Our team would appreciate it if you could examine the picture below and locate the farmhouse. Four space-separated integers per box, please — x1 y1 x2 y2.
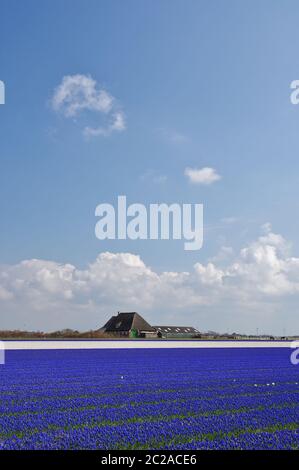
101 312 158 338
101 312 200 338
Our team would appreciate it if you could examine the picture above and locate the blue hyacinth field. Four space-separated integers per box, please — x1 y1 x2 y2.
0 348 298 450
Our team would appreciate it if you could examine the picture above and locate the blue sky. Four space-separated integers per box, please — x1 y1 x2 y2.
1 1 299 333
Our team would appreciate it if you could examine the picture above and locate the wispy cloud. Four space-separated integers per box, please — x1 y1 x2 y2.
51 74 126 138
157 128 189 145
84 111 126 138
140 169 168 184
185 167 221 185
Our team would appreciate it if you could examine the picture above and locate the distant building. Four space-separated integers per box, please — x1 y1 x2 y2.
153 326 200 338
101 312 158 338
101 312 200 339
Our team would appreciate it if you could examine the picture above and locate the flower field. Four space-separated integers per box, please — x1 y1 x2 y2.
0 347 298 450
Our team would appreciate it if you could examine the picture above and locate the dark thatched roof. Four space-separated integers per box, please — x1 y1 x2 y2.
102 312 156 332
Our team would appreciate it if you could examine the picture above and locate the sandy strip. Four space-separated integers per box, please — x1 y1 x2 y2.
1 340 296 350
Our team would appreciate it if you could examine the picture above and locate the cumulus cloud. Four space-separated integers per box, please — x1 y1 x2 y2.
185 167 221 185
51 74 126 137
227 231 293 296
1 227 299 332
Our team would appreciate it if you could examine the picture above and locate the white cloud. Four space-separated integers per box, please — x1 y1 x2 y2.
51 75 113 117
51 74 126 137
185 167 221 185
1 227 299 333
111 112 126 132
227 231 293 296
83 111 126 138
261 222 272 234
194 262 224 285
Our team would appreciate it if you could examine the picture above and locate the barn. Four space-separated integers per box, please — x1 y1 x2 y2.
101 312 158 338
153 326 200 338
